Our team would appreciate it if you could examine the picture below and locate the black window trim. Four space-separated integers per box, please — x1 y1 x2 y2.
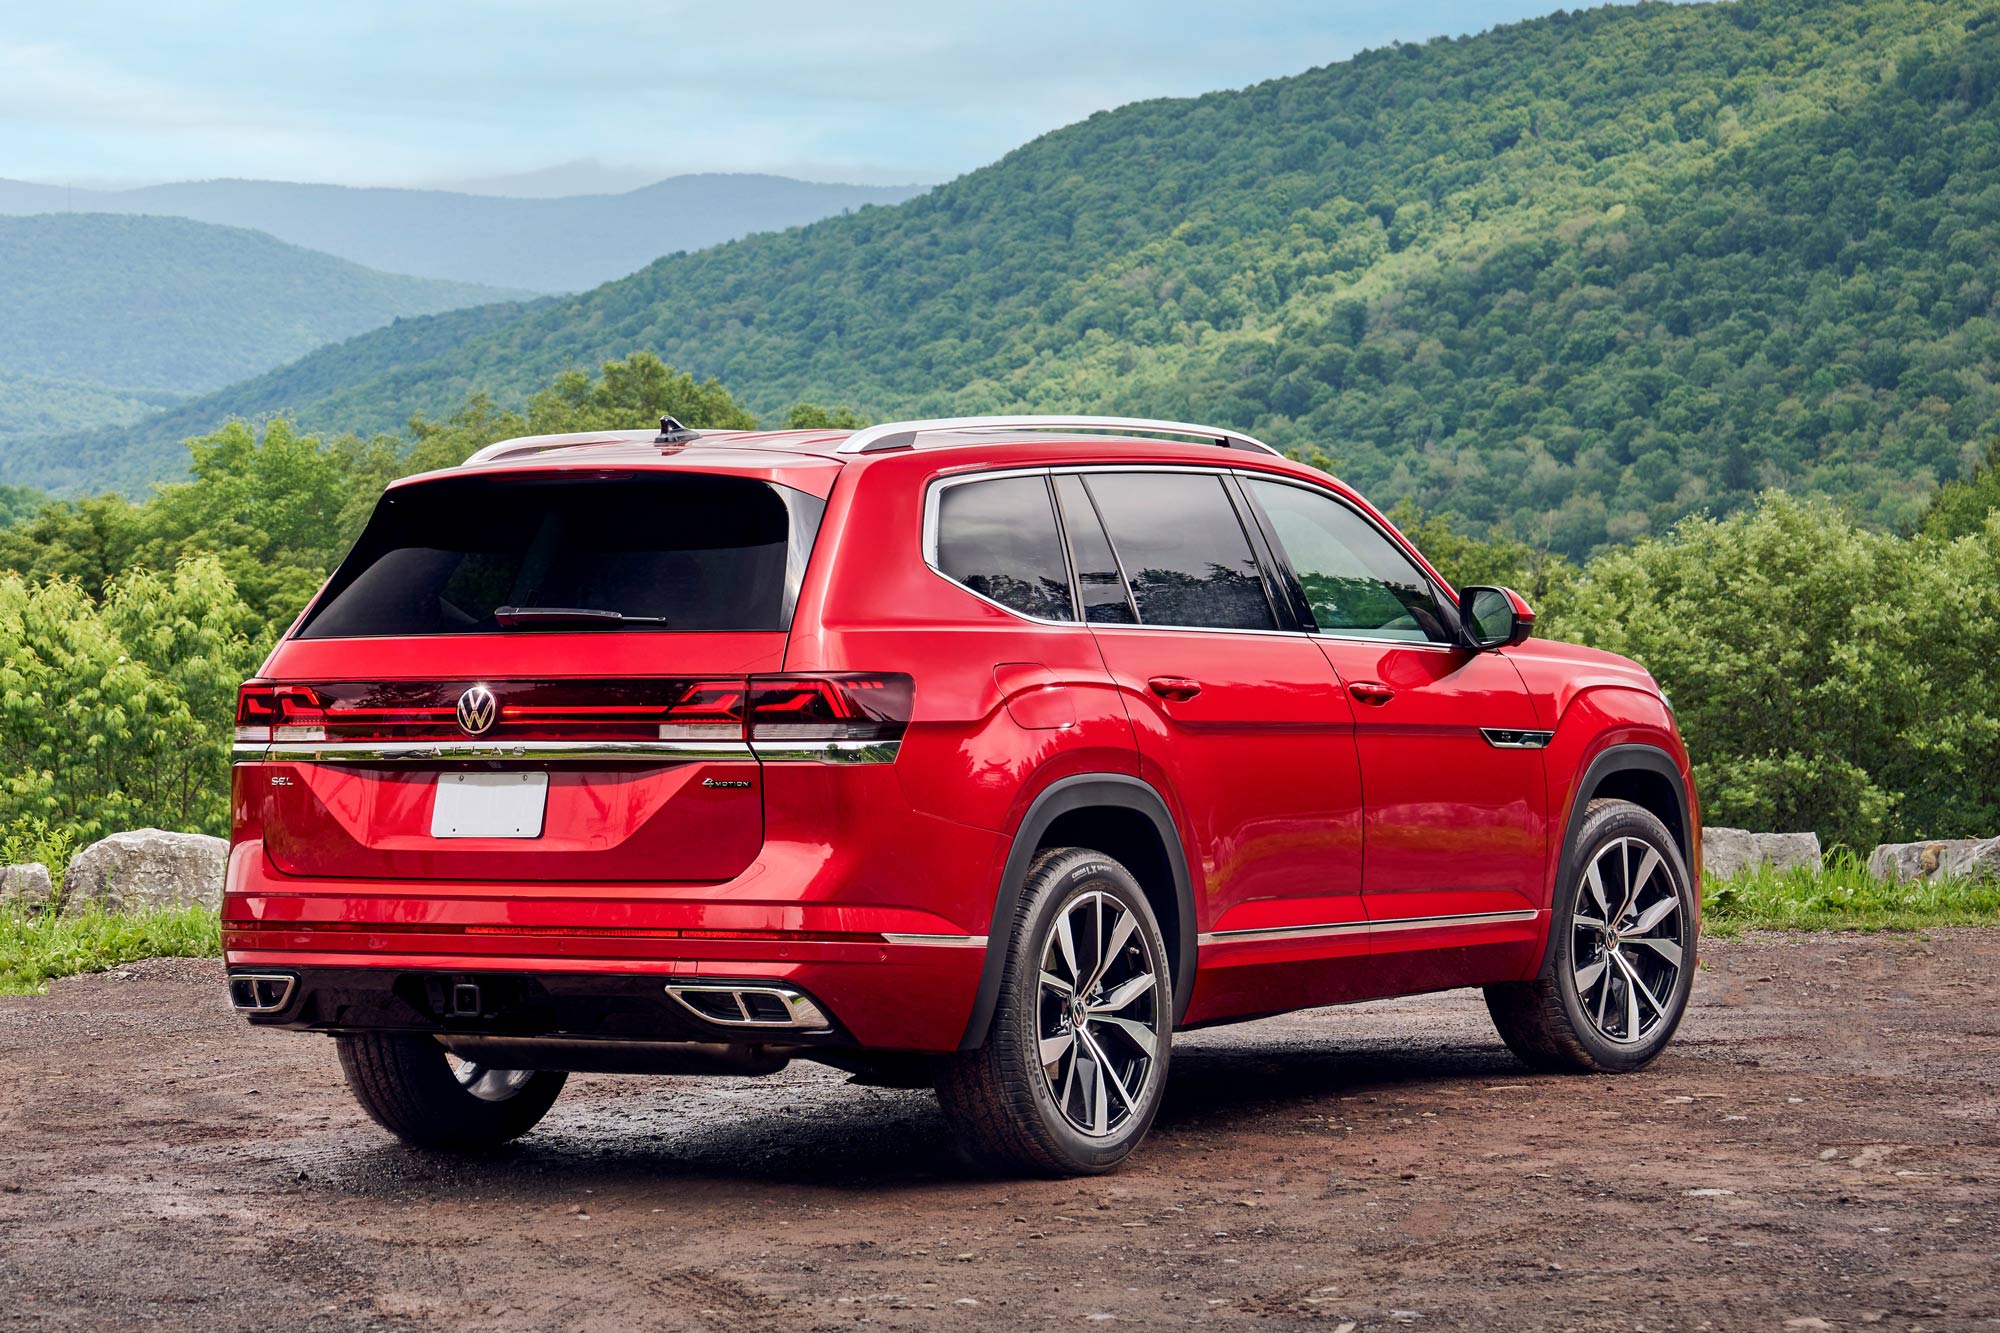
1050 472 1141 627
921 463 1460 645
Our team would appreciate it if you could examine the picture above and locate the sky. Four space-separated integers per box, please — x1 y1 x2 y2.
2 1 1643 192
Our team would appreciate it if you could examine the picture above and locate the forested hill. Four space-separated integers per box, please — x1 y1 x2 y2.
33 0 2000 550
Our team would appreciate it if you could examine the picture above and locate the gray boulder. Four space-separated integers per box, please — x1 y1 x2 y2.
1702 826 1822 879
60 829 227 916
1868 837 2000 884
0 862 55 911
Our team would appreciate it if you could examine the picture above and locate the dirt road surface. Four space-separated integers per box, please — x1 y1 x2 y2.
1 931 1995 1331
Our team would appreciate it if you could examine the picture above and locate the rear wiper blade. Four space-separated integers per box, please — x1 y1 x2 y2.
492 606 671 628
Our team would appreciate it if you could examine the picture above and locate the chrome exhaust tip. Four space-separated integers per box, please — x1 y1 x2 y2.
666 983 832 1032
227 973 296 1013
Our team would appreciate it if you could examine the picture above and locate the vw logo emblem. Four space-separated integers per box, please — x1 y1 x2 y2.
455 685 498 736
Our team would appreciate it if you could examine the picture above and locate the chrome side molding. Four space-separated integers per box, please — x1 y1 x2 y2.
1198 907 1539 947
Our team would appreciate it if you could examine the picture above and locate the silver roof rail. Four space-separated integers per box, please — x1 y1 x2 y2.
835 414 1282 457
460 428 687 467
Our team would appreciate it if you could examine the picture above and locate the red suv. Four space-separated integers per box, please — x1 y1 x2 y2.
226 415 1699 1174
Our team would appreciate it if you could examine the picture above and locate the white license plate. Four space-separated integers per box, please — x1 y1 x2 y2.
430 771 548 839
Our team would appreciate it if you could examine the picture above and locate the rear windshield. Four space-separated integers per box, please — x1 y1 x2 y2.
297 473 825 638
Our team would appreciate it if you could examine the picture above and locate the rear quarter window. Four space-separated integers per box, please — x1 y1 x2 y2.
298 473 824 638
932 475 1075 621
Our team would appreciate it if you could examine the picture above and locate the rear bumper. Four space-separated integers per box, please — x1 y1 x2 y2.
227 965 850 1044
222 839 995 1052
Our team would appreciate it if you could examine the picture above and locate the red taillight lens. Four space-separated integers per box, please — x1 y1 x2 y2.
746 674 913 742
235 683 328 743
655 680 748 740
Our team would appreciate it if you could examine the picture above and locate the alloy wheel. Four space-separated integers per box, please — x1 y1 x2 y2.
1036 890 1162 1137
446 1054 537 1103
1571 836 1685 1045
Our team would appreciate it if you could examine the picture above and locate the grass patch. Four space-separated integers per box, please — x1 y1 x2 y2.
1703 850 2000 936
0 903 220 996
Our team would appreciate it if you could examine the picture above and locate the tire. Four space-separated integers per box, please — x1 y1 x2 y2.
936 847 1173 1176
336 1032 567 1150
1486 798 1698 1073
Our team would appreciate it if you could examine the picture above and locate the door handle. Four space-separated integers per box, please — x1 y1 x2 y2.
1148 676 1203 702
1347 680 1395 706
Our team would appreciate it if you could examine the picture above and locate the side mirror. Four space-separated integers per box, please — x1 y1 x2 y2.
1460 585 1535 650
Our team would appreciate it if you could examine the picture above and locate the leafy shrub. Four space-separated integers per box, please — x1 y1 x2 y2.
0 817 82 887
1545 495 2000 849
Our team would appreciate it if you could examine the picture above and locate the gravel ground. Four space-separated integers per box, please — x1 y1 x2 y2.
0 931 1995 1331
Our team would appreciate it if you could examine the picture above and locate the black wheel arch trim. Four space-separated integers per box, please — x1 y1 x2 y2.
1557 743 1694 904
959 773 1198 1051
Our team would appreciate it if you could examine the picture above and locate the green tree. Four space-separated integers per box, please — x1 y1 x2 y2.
0 557 261 839
1557 495 1999 848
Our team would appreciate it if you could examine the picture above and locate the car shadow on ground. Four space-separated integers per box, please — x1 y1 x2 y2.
272 1034 1537 1197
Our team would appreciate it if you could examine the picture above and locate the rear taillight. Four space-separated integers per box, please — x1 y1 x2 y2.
656 681 749 741
747 674 912 742
235 684 329 743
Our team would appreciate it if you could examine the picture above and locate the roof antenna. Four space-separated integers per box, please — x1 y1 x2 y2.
655 414 696 444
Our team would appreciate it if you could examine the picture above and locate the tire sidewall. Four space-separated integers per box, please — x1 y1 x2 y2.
1549 804 1699 1071
1005 851 1173 1172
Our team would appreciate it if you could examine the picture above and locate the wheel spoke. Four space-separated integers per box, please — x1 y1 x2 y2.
1079 1028 1135 1112
1625 934 1683 967
1615 951 1669 1019
1616 842 1640 923
1094 908 1138 990
1090 1051 1109 1135
1630 847 1662 906
1629 895 1680 934
1055 912 1080 981
1092 1014 1158 1059
1585 862 1610 916
1040 1030 1075 1066
1621 955 1643 1037
1573 913 1607 932
1040 970 1073 996
1091 972 1156 1014
1574 957 1608 993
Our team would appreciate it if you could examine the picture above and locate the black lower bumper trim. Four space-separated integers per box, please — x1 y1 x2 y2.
228 966 852 1046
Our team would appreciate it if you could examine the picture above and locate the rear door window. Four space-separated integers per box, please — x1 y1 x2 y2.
298 473 824 638
1082 472 1277 631
933 475 1076 621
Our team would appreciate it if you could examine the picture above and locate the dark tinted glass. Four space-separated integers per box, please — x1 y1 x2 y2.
1242 477 1451 643
299 474 822 637
1053 474 1137 625
1083 473 1275 630
936 476 1075 620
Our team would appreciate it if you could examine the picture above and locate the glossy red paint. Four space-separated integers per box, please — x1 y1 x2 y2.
226 425 1695 1058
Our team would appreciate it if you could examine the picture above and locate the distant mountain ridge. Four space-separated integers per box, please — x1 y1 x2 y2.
0 173 930 292
0 213 527 396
